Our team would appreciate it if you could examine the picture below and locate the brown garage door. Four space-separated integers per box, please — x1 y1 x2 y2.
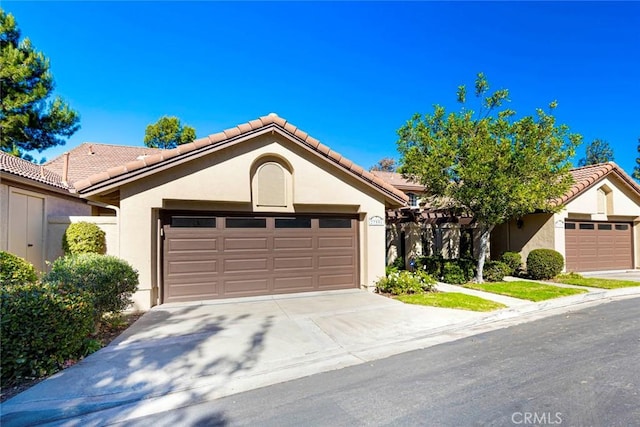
162 214 359 303
565 221 633 272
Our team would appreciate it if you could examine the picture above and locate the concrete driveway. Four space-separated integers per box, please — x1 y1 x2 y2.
582 270 640 281
1 289 484 425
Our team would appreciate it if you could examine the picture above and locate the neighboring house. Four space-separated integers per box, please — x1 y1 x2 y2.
67 114 407 309
0 152 91 271
381 163 640 273
492 163 640 272
372 171 479 266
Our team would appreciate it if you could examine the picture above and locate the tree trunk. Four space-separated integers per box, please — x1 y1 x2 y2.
475 224 494 283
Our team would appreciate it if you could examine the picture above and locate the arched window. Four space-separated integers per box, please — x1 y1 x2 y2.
251 157 293 211
597 185 613 215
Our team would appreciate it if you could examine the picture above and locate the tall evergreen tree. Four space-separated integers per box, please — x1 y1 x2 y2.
578 139 614 166
634 138 640 181
0 9 79 157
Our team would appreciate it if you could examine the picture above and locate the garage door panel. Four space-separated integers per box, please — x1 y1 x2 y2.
167 238 218 252
163 215 358 303
224 258 269 273
318 236 354 249
167 259 217 274
565 221 633 272
274 256 314 270
318 273 356 288
273 237 313 250
224 237 269 251
223 278 270 296
318 255 353 267
165 280 220 299
274 276 314 291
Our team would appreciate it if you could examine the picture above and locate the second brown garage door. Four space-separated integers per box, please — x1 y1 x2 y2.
162 214 359 303
565 221 633 272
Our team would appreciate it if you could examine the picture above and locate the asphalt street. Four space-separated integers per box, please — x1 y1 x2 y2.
116 297 640 427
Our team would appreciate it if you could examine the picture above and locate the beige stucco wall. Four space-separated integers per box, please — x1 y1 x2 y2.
564 176 640 218
490 213 555 263
109 133 389 309
0 181 90 271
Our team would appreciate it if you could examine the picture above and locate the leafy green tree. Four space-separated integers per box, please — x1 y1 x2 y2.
578 139 614 166
0 9 79 157
370 157 397 172
634 138 640 181
397 73 581 282
144 116 196 149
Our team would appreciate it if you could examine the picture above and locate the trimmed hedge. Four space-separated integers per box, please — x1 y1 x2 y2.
483 260 511 282
500 251 522 276
442 262 467 284
527 249 564 280
45 254 139 319
0 251 38 286
62 222 106 255
376 270 435 295
417 256 476 284
1 282 94 382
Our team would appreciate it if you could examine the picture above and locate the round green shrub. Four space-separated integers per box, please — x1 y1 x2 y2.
442 262 467 284
45 254 139 318
0 251 38 287
376 270 435 295
62 222 106 255
416 255 444 277
500 251 522 276
483 260 510 282
527 249 564 280
1 282 94 382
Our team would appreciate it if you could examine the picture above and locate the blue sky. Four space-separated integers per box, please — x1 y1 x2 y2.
4 1 640 176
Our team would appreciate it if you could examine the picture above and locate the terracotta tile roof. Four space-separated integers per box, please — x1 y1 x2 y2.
0 151 68 189
553 162 640 206
370 171 426 192
45 143 163 186
73 114 409 205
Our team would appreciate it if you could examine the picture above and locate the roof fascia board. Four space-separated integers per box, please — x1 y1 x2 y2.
0 172 78 197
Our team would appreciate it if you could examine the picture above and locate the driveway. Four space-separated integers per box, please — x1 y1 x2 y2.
1 289 483 425
582 270 640 282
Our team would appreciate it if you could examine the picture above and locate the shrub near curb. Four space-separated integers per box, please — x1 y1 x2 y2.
45 253 139 319
500 251 522 275
62 222 106 255
0 251 38 286
1 282 94 382
527 249 564 280
483 260 510 282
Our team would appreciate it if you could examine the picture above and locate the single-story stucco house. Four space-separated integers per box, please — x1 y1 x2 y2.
491 162 640 272
1 114 407 309
379 163 640 273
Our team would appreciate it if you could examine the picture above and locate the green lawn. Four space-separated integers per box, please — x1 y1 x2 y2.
465 281 587 302
396 292 506 312
554 274 640 289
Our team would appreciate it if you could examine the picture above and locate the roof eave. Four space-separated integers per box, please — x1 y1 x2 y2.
77 123 408 206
